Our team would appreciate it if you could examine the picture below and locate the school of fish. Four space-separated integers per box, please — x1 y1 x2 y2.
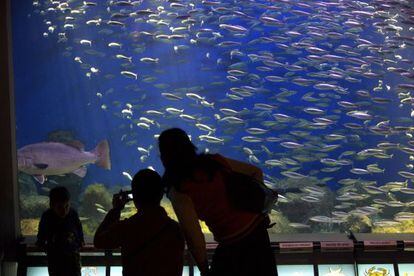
32 0 414 232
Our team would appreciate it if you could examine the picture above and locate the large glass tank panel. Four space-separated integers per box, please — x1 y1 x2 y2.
12 0 414 236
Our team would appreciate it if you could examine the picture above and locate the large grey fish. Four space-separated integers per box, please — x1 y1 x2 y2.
17 140 111 184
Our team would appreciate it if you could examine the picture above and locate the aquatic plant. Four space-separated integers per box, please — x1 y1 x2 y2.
18 172 38 196
20 219 40 236
342 214 372 233
275 177 335 232
268 210 297 234
79 183 112 235
80 183 112 217
373 220 414 234
46 174 83 207
20 195 49 219
47 130 77 144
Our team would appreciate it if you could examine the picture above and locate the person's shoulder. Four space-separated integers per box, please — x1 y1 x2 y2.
68 208 80 217
41 208 53 219
120 213 140 227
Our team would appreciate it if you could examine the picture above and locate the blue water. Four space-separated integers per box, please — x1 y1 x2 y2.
11 0 414 199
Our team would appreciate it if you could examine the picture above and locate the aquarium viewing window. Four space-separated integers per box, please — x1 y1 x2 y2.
11 0 414 238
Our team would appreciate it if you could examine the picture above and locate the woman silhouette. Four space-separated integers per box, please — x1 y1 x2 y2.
158 128 276 276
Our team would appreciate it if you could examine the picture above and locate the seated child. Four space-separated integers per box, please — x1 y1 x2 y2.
94 169 185 276
37 186 84 276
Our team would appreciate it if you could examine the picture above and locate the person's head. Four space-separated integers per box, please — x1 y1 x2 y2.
131 169 163 209
158 128 197 169
49 186 71 218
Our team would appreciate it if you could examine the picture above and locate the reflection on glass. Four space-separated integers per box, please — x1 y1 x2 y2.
277 265 314 276
27 267 48 276
318 264 356 276
182 266 189 276
357 264 395 276
182 266 201 276
27 267 106 276
398 264 414 276
110 266 123 276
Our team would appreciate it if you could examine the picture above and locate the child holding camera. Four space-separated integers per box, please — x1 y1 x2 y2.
94 169 184 276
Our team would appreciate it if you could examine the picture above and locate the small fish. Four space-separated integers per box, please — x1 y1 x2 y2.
162 93 183 101
122 171 133 181
166 107 184 115
80 39 92 46
288 223 311 229
140 57 159 63
350 168 370 175
398 171 414 179
116 54 132 63
97 208 108 214
108 42 122 48
121 71 138 80
281 171 307 179
199 135 224 144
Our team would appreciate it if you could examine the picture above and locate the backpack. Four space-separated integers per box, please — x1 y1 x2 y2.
225 170 279 214
213 155 279 214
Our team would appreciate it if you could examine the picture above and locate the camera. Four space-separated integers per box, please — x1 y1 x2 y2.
114 190 133 202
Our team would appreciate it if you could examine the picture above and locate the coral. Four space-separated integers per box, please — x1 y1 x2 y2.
275 177 335 233
47 130 76 144
20 195 49 219
342 214 372 233
45 174 83 207
79 184 112 235
268 210 297 234
80 184 112 218
373 220 414 233
108 185 131 195
18 172 38 196
21 219 40 236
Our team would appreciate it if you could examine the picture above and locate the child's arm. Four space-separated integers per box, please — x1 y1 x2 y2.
74 211 85 247
36 213 48 250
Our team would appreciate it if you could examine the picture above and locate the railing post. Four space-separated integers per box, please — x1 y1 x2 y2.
105 250 112 276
